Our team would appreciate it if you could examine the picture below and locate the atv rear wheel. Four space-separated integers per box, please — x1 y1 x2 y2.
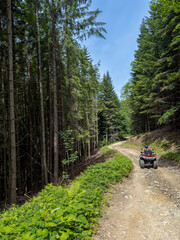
139 160 145 168
153 160 158 169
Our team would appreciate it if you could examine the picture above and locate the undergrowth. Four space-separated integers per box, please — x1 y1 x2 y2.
162 150 180 162
0 147 133 240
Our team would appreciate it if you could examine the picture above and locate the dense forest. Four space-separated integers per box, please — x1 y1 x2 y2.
1 0 180 204
122 0 180 133
0 0 125 204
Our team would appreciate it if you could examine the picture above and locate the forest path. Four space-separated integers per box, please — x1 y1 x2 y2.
93 142 180 240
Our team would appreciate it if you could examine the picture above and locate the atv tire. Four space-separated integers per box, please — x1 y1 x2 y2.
153 160 158 169
139 160 145 169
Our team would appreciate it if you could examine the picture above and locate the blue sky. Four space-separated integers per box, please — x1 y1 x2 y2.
84 0 150 97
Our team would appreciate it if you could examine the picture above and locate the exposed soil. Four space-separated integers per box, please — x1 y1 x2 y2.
93 142 180 240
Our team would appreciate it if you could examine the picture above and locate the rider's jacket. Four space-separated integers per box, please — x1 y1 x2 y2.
142 148 148 153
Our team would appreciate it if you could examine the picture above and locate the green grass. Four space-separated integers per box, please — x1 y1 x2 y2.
0 147 133 240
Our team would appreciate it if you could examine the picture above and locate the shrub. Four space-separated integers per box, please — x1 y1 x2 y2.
162 151 180 162
0 148 132 240
160 139 170 149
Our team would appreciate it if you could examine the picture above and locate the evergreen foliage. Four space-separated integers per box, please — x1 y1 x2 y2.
122 0 180 133
0 0 107 203
98 72 126 144
0 0 128 204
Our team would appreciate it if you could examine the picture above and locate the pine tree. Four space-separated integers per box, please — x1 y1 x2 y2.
98 71 124 144
125 0 180 133
7 0 16 204
0 0 107 202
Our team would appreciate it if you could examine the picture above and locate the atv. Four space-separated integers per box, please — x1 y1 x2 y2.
139 149 158 169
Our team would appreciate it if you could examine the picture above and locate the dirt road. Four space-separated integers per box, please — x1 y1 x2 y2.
93 142 180 240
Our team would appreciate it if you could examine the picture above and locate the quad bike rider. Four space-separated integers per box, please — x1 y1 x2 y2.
139 145 158 169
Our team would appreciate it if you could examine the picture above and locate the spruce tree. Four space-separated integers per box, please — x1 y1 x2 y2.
98 71 124 144
124 0 180 133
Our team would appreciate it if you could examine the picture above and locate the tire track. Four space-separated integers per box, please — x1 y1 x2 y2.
93 142 180 240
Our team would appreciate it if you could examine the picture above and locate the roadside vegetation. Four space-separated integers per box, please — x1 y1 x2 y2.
0 147 133 240
124 128 180 162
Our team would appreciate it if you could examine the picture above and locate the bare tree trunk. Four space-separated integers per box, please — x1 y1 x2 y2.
2 61 8 202
85 102 91 158
95 95 99 148
27 55 33 191
106 128 108 145
82 140 86 158
86 102 91 158
92 95 97 152
16 122 21 195
7 0 16 204
36 3 48 185
46 55 53 179
147 114 150 132
52 0 58 185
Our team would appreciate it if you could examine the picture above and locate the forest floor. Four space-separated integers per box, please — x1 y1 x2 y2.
92 142 180 240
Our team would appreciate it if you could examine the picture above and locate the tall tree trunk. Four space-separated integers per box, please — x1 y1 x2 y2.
27 55 33 191
7 0 16 204
2 61 8 202
52 0 59 185
95 95 98 148
106 128 108 145
86 108 91 158
36 3 48 185
46 55 53 179
147 114 150 132
92 95 97 152
16 121 21 195
82 140 86 158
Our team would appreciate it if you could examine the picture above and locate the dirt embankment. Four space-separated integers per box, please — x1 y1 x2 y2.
124 128 180 162
93 142 180 240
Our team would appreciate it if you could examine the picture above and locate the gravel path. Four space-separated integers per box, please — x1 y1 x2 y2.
92 142 180 240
